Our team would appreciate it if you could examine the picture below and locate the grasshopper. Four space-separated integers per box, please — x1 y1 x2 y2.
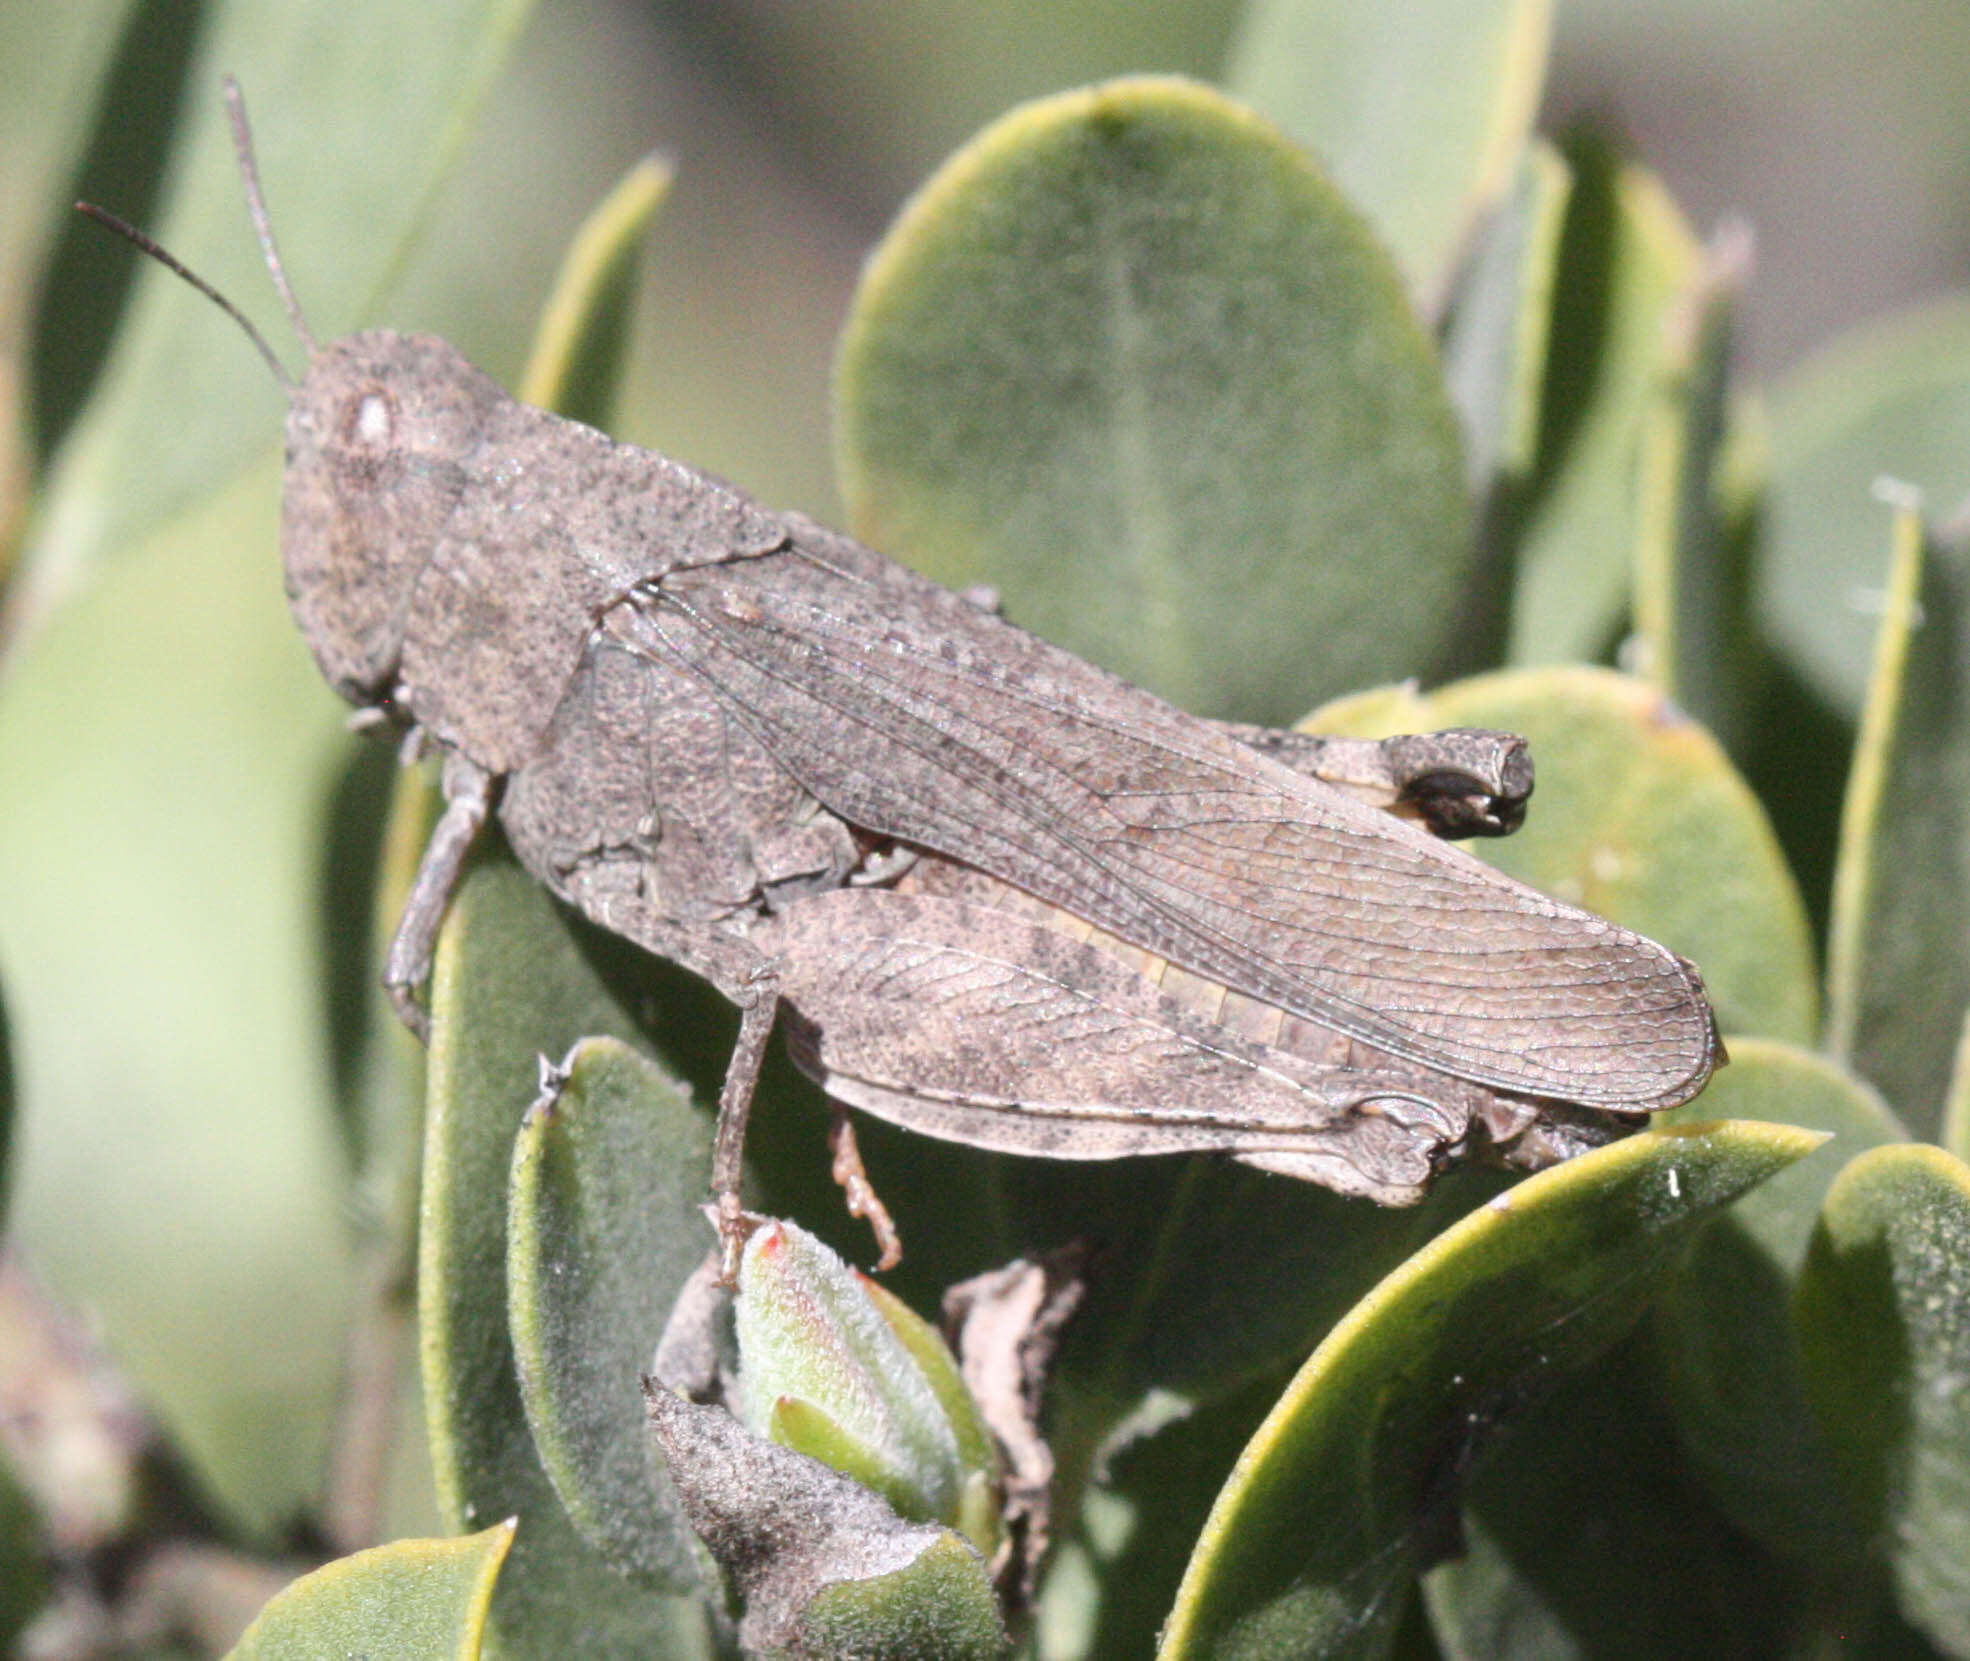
83 83 1722 1271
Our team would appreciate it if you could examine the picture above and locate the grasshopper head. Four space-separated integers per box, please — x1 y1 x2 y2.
78 84 508 717
280 330 502 708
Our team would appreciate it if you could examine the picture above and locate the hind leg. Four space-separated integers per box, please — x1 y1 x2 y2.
752 888 1502 1214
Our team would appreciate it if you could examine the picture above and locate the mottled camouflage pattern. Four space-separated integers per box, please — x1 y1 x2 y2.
271 327 1720 1250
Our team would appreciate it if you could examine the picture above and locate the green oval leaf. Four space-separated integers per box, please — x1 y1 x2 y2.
1157 1121 1822 1661
1651 1039 1901 1566
226 1522 513 1661
1508 145 1701 666
796 1530 1009 1661
1659 1039 1903 1261
1797 1143 1970 1655
835 75 1471 726
859 1275 1000 1504
735 1220 985 1538
1227 0 1553 299
1759 295 1970 716
421 854 713 1658
1310 664 1818 1044
1825 501 1970 1138
507 1036 709 1591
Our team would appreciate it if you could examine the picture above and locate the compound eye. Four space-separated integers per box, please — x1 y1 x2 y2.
342 385 396 449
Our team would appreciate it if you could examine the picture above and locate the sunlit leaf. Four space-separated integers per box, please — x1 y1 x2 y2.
1825 499 1970 1138
837 75 1470 725
1158 1123 1819 1660
226 1523 512 1661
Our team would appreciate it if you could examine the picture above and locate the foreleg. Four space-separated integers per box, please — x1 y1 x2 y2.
384 752 495 1041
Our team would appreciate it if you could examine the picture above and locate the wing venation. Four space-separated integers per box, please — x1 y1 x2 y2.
613 548 1717 1110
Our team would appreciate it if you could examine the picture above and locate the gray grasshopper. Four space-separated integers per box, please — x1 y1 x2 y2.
88 84 1722 1269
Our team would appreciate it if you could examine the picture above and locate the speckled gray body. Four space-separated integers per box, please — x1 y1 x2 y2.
279 327 1723 1248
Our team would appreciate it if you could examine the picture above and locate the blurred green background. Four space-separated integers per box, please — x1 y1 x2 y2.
9 0 1969 539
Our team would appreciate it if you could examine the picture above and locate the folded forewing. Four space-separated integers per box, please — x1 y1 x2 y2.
619 553 1718 1111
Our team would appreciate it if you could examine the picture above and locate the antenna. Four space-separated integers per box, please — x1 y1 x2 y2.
221 74 318 356
73 201 294 389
